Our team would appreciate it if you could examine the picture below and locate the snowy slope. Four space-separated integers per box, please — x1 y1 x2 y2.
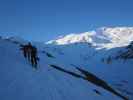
0 27 133 100
46 27 133 99
0 36 125 100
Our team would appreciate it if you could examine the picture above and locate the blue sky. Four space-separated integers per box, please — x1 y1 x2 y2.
0 0 133 41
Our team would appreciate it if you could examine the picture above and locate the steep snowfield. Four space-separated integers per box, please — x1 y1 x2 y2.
0 27 133 100
0 38 125 100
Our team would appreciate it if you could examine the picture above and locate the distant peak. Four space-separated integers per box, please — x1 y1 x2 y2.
46 27 133 48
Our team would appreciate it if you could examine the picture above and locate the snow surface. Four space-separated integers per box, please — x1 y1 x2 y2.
0 27 133 100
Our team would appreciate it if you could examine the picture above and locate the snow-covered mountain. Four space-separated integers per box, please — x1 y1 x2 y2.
47 27 133 48
0 27 133 100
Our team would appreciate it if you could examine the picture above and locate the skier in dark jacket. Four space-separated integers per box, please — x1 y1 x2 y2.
20 42 32 60
31 46 38 68
20 44 28 58
26 42 32 61
20 42 39 69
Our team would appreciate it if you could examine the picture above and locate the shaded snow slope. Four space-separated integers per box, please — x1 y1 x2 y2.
44 43 133 100
0 37 129 100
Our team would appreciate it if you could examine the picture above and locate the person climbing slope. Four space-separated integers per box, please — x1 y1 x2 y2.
26 42 32 61
20 44 28 58
30 45 38 69
20 42 39 69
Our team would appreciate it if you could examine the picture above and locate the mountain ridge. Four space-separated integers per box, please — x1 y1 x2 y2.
47 27 133 49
